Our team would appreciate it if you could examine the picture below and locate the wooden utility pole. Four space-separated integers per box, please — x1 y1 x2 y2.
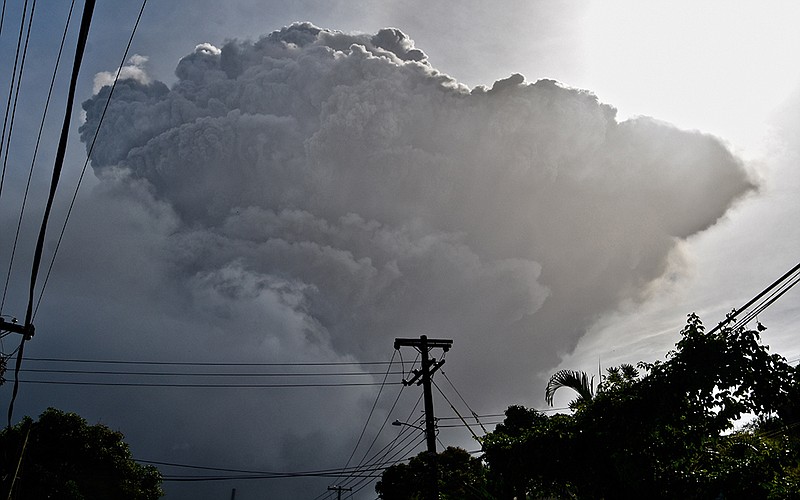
394 335 452 500
327 485 351 499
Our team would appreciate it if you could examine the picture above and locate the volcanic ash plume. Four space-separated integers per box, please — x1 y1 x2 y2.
80 22 753 406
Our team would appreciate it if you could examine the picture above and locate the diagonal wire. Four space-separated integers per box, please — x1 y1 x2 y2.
441 369 487 433
7 0 96 428
432 378 480 441
710 261 800 335
341 384 406 482
733 269 800 331
33 0 148 319
0 0 29 202
0 0 36 211
321 393 422 499
337 354 419 490
334 350 396 483
337 385 408 490
312 389 419 500
1 0 74 312
340 393 424 497
345 432 426 499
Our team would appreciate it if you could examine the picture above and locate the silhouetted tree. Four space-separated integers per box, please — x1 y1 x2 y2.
376 447 490 499
1 408 163 500
481 406 577 499
482 314 800 499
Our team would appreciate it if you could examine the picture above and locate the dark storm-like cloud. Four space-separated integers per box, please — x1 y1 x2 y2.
76 23 753 491
81 20 753 387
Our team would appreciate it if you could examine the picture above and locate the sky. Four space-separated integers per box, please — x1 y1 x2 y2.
1 1 799 499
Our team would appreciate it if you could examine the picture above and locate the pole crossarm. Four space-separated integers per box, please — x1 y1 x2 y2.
0 318 34 340
394 337 453 351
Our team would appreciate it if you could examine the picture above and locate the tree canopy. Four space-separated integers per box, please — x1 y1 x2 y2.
480 314 800 499
376 447 490 499
1 407 163 500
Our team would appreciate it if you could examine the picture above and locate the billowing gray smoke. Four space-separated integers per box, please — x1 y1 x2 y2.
77 22 752 496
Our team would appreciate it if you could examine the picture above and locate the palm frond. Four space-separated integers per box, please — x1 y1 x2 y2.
545 369 594 407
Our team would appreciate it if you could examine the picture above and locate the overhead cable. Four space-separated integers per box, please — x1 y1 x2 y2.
441 369 487 433
1 0 75 312
314 393 422 500
432 378 480 441
20 380 400 389
20 367 403 377
0 0 30 202
24 356 393 366
8 0 96 428
0 0 36 207
337 394 425 497
33 0 148 319
733 266 800 331
334 350 396 484
336 385 407 490
710 261 800 335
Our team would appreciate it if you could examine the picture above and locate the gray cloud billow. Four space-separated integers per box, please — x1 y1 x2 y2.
78 21 752 477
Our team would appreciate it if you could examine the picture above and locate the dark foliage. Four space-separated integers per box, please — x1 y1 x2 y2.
376 446 490 499
479 315 800 499
1 408 163 500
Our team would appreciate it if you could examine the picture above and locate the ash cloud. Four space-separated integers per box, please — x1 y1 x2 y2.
75 22 753 496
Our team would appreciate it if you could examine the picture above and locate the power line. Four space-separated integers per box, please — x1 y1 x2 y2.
19 380 401 389
710 261 800 335
438 422 502 428
335 385 408 491
33 0 148 319
343 433 426 498
436 414 504 420
20 368 402 377
8 0 97 428
314 393 423 500
340 384 406 483
0 0 36 210
432 378 480 441
139 459 397 476
436 407 571 420
440 369 487 433
163 473 382 482
141 443 426 483
337 395 426 497
334 351 396 484
0 0 30 203
24 356 393 366
733 267 800 331
1 0 75 312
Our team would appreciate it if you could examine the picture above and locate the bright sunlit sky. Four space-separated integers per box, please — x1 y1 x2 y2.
2 1 800 498
580 1 800 154
561 0 800 375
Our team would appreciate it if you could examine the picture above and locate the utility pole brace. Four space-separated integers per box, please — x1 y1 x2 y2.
0 318 34 340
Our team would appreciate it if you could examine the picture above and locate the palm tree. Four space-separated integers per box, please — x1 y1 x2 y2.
545 369 594 407
545 364 641 408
